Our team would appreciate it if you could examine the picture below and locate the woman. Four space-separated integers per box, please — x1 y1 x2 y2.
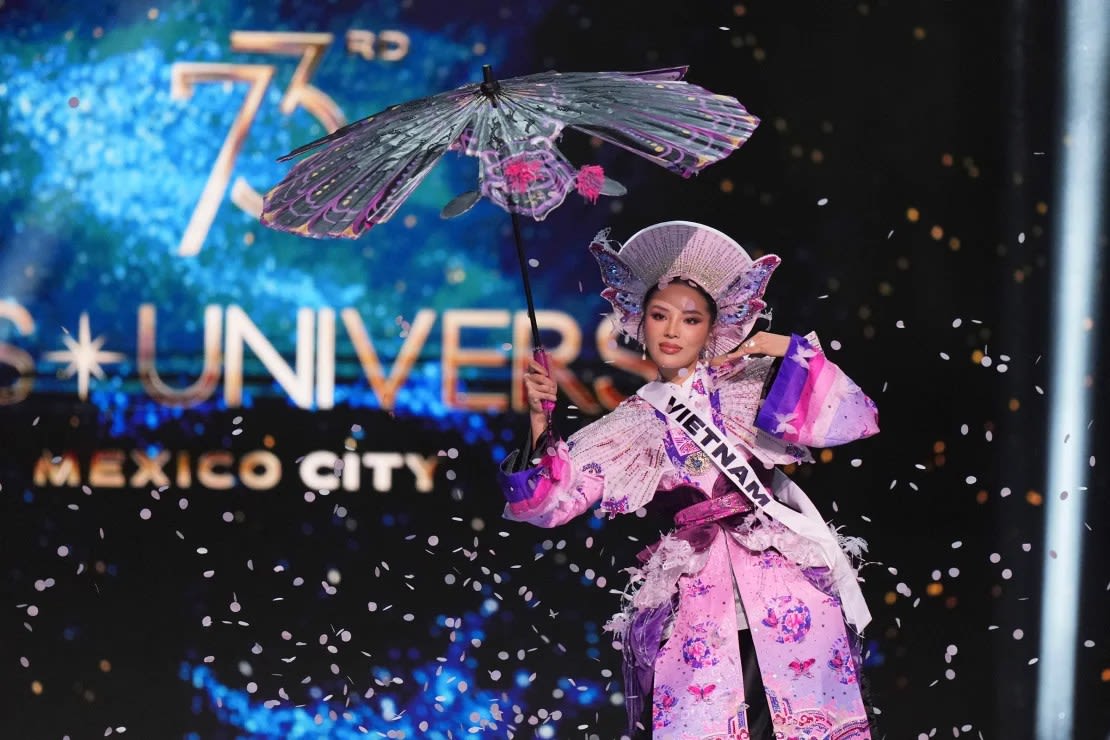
499 221 878 739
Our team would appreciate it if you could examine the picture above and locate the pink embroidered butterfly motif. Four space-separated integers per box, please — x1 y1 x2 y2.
788 657 816 678
760 608 779 629
687 683 717 702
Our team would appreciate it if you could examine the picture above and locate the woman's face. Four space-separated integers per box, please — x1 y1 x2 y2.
643 281 713 381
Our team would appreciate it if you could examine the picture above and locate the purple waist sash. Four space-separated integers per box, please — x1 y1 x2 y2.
635 491 753 563
674 490 754 526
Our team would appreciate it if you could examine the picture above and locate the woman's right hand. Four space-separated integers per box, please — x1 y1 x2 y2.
524 359 557 418
524 359 556 441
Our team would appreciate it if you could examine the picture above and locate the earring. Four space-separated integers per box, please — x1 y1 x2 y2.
701 334 714 361
642 348 647 360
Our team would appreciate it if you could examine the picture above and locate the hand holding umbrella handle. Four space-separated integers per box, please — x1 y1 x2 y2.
532 347 556 417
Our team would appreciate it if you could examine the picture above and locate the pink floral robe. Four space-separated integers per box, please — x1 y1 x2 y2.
500 334 879 739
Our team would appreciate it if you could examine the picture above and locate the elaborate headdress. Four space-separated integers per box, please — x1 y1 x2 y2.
589 221 780 356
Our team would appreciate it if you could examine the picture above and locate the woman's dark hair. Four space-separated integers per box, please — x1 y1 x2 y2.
637 280 718 341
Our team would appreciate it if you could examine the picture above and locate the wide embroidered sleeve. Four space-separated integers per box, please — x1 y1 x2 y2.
498 438 601 528
755 332 879 447
497 397 668 528
711 357 812 466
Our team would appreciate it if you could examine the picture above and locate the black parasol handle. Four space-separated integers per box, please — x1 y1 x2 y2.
508 210 543 349
509 210 555 421
480 64 553 422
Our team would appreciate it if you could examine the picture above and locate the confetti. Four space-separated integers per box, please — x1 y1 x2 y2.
0 13 1076 738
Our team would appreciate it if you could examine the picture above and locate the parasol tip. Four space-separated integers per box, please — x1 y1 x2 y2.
480 64 501 99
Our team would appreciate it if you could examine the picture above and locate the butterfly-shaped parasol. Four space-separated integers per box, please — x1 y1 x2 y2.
261 65 759 417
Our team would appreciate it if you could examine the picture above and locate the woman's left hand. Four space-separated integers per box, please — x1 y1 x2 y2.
710 331 791 366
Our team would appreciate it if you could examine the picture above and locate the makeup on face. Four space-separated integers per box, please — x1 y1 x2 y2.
643 282 713 381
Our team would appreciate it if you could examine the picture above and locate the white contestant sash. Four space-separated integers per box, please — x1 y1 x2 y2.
638 380 872 632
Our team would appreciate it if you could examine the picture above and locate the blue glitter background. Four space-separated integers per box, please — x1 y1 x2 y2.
0 0 611 423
